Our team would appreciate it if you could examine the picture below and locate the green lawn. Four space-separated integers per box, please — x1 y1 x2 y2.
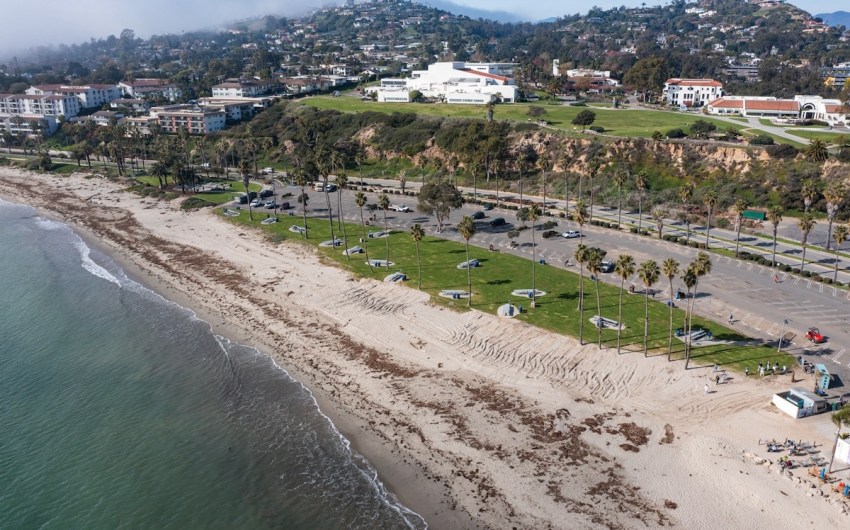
739 128 807 149
132 177 262 204
301 97 747 139
219 207 793 373
786 130 850 145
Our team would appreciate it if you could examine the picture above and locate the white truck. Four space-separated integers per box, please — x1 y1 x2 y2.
389 204 411 213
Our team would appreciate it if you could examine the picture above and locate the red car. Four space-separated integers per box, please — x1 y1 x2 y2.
806 328 825 343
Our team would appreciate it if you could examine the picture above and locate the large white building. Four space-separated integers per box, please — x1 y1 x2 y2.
0 92 80 136
211 79 277 98
707 94 849 125
118 79 183 102
26 84 121 110
662 78 723 108
151 105 226 134
374 62 518 104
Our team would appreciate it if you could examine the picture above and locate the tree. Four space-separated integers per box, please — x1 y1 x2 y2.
457 216 476 307
572 110 596 132
293 170 309 237
614 254 636 355
240 160 255 222
824 184 846 250
733 198 749 256
805 138 829 163
336 173 350 258
150 161 169 189
417 181 463 232
703 190 718 248
801 180 818 213
798 212 816 273
662 258 680 361
528 203 542 306
768 206 783 267
528 106 547 119
679 180 694 245
635 172 648 233
575 244 590 346
613 165 628 230
639 260 660 356
623 57 669 102
411 224 425 289
586 247 607 349
833 224 849 283
317 153 337 246
573 199 589 237
378 193 391 263
651 207 666 238
485 100 496 122
684 253 712 369
828 407 850 473
681 266 697 367
355 192 372 272
689 120 716 138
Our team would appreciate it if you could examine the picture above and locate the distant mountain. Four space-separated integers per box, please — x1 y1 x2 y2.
816 11 850 27
419 0 523 23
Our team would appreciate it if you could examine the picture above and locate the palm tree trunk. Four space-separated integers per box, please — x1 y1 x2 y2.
685 220 690 245
705 209 712 248
578 266 585 345
643 290 650 356
595 281 603 349
835 246 841 282
383 210 390 263
339 197 349 260
685 281 698 369
735 220 742 256
531 228 537 306
416 241 422 289
637 194 642 232
337 192 344 231
800 238 808 272
617 186 622 229
772 228 778 267
300 186 308 239
826 218 834 251
617 281 624 354
324 188 335 243
359 207 372 272
667 279 674 361
465 240 472 307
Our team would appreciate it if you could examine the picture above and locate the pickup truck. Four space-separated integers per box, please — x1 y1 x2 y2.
389 204 411 212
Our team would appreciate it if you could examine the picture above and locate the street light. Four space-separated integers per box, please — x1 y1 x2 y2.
777 319 789 352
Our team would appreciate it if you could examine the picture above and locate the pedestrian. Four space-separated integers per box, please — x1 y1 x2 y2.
745 366 750 377
704 383 709 395
713 363 718 372
728 313 734 325
715 375 720 385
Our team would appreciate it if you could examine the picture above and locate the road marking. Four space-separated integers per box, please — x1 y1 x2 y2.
832 348 846 363
736 260 743 268
794 276 801 285
747 263 753 271
818 282 823 293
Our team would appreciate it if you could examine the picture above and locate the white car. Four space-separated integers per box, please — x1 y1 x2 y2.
389 204 411 212
250 199 263 208
562 230 581 239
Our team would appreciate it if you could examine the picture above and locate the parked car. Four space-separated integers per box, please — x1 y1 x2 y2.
562 230 581 239
264 201 277 209
259 189 274 198
250 199 263 208
389 204 411 212
280 202 291 210
314 182 326 192
489 217 506 227
482 204 494 211
325 184 337 192
471 211 485 220
235 195 248 204
600 260 615 273
806 328 825 343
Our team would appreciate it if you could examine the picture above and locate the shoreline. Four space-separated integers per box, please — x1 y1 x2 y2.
2 168 848 529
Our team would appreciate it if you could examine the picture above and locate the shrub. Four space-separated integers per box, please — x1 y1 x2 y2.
802 270 812 278
688 240 700 248
542 220 558 230
589 126 605 133
666 128 687 139
630 227 639 234
749 134 775 146
678 237 688 245
541 230 559 239
767 143 798 159
181 197 213 210
716 218 730 229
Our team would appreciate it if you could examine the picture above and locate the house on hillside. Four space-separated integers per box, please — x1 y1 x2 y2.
118 79 182 102
662 78 723 108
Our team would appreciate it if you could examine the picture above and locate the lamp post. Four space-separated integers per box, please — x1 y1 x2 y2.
777 319 789 352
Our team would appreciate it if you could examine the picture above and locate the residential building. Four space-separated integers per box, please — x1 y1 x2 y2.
151 105 226 134
374 61 518 104
0 114 57 136
211 79 277 98
820 63 850 90
662 78 723 107
118 79 183 102
26 84 121 109
0 93 77 136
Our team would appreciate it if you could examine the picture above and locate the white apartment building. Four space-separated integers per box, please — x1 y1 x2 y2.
0 114 57 136
151 105 226 134
374 61 518 104
662 78 723 107
27 84 121 109
118 79 182 102
197 98 257 122
211 79 276 98
0 93 78 136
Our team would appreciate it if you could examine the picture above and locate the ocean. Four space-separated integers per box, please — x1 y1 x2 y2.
0 199 425 530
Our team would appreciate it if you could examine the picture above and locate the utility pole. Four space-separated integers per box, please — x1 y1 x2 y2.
777 319 789 352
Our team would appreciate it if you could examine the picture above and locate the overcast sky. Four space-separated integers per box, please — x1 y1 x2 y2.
0 0 840 56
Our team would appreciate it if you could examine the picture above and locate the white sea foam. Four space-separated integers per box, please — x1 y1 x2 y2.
71 237 122 286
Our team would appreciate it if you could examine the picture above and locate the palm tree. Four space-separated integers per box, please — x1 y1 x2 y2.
458 216 476 307
684 252 712 369
378 193 391 263
805 138 828 163
411 224 425 289
768 206 783 267
317 156 337 246
528 203 542 306
575 244 590 345
733 198 749 256
833 224 849 282
355 192 372 272
639 260 660 356
681 266 698 368
614 254 636 354
651 207 666 238
679 180 694 245
239 160 255 221
586 247 607 349
573 199 589 237
613 165 628 229
703 190 718 248
798 212 816 273
824 183 845 250
150 160 169 189
635 172 648 232
801 180 818 213
662 258 680 361
294 170 310 238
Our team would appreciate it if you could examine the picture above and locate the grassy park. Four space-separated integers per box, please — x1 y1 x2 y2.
220 205 794 373
301 97 747 139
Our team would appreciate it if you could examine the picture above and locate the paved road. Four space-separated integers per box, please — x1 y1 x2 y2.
265 180 850 394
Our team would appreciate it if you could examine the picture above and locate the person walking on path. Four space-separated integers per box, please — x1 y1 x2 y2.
704 383 710 395
728 313 734 325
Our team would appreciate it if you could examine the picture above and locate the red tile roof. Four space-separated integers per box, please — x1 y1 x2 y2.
745 100 799 111
708 98 743 108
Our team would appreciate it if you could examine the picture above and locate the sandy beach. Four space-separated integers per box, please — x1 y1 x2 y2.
1 167 848 529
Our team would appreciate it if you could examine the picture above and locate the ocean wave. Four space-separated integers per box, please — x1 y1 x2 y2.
71 238 122 286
